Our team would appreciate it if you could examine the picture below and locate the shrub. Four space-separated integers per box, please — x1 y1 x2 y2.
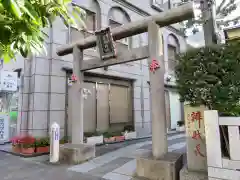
84 132 101 138
103 130 122 138
175 41 240 116
60 136 71 144
35 137 50 147
123 125 134 132
177 120 185 126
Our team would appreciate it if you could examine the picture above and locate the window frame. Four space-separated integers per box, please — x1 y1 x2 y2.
84 8 96 32
108 19 129 45
167 44 177 72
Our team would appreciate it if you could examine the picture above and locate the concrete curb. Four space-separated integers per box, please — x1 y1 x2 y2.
0 149 49 158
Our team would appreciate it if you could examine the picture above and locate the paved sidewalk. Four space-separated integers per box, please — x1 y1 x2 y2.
0 132 185 180
0 151 104 180
69 133 186 180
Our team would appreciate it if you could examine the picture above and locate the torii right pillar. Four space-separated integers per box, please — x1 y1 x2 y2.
136 21 183 180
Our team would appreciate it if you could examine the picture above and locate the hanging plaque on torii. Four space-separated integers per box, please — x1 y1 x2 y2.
95 27 116 61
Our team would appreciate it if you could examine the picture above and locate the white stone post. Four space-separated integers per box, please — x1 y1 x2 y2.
50 122 60 163
204 110 222 168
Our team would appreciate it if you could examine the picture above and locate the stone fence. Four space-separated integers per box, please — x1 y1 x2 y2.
204 110 240 180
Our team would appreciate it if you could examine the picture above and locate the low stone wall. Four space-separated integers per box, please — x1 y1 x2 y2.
59 143 95 165
204 110 240 180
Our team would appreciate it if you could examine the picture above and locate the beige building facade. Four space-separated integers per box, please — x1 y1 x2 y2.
3 0 187 138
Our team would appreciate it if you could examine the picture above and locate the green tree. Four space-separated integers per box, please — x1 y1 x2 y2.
175 41 240 116
178 0 240 35
0 0 86 62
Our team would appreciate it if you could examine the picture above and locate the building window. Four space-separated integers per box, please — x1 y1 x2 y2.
152 0 163 6
109 19 128 45
85 9 96 32
168 45 177 72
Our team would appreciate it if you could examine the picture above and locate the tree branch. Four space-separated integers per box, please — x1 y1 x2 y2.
217 15 240 25
218 0 237 17
217 0 227 14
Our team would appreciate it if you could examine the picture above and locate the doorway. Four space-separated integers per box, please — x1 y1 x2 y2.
66 74 133 135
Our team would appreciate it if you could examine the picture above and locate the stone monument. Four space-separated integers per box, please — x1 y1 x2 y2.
180 105 208 180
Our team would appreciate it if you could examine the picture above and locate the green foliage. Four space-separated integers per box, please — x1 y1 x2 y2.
177 120 185 126
123 125 134 132
175 41 240 116
102 130 123 138
0 0 86 62
84 131 102 138
60 136 70 144
35 137 50 147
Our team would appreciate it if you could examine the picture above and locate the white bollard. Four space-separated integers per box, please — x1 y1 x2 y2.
50 122 60 163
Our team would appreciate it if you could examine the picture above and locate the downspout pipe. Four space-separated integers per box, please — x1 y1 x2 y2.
47 24 53 134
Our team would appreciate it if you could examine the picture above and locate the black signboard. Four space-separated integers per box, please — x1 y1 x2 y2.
95 27 116 60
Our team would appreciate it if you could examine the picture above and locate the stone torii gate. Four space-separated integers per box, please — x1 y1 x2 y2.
57 3 194 179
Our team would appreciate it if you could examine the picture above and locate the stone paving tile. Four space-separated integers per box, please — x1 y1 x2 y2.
173 146 187 153
103 172 132 180
140 136 186 150
168 142 186 151
131 176 151 180
113 159 136 176
69 161 98 173
87 157 133 177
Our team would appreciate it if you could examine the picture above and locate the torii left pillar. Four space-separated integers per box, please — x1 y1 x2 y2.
71 46 84 144
59 46 96 164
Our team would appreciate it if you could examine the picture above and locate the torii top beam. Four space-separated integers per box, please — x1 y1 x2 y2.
57 2 194 56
